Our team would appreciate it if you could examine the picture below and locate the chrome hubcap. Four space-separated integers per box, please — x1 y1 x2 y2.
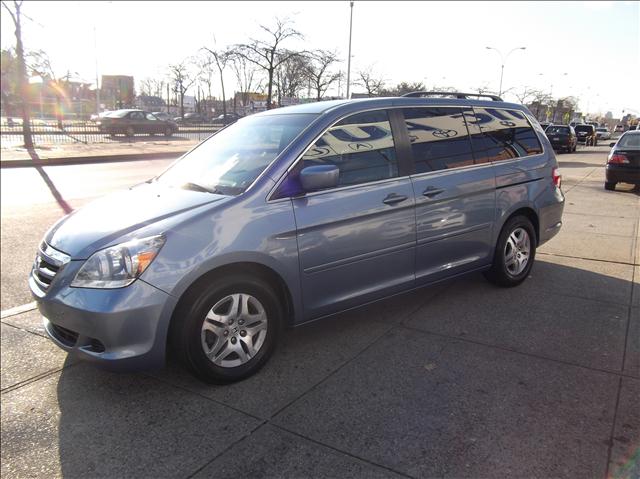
200 293 268 368
504 227 531 276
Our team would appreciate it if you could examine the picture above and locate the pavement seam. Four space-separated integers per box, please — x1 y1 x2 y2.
267 285 447 421
1 362 79 395
184 421 268 479
1 318 49 339
270 423 415 479
620 248 637 374
603 377 623 479
537 251 639 267
0 301 37 319
399 323 640 380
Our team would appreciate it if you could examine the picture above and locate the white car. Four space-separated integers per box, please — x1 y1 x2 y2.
596 127 611 140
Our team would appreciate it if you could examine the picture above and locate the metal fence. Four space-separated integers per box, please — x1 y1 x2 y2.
0 118 222 147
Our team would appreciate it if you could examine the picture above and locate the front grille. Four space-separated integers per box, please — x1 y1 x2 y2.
49 323 79 347
31 242 70 292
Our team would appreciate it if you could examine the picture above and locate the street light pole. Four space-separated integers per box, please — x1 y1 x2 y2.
345 1 354 99
485 46 526 97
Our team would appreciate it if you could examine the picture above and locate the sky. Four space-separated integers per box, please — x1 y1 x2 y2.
1 0 639 117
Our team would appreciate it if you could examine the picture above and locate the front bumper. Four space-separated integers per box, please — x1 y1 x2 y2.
30 266 176 372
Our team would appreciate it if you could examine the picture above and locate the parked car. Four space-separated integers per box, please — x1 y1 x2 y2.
605 130 640 190
615 124 625 133
540 122 551 132
174 113 208 124
574 124 598 146
595 127 611 140
213 112 243 125
545 125 577 153
90 111 112 122
30 93 564 383
97 109 178 137
152 111 173 122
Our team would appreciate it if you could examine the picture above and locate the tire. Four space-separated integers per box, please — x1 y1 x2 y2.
484 215 536 288
170 274 283 383
164 126 173 137
125 126 135 137
604 182 616 191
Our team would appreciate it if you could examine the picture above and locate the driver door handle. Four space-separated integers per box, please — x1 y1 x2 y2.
423 187 445 198
383 193 408 205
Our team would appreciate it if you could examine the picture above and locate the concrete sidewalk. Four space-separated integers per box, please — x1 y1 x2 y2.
0 138 199 168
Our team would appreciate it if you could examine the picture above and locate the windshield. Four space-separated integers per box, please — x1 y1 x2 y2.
617 133 640 149
546 126 569 135
157 113 317 195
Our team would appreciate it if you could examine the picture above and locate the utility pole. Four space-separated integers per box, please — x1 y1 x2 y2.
345 1 354 99
94 26 100 114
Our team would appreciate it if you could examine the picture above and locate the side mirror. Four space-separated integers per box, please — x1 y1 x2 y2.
300 165 339 192
609 142 616 147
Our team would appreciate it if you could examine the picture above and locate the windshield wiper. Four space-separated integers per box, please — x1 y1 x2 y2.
181 182 219 194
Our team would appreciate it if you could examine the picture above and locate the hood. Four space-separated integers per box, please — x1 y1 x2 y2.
46 182 227 258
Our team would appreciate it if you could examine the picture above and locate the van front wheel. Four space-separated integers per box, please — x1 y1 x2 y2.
484 216 536 287
170 274 282 383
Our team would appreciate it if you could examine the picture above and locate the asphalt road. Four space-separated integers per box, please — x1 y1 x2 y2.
1 145 638 478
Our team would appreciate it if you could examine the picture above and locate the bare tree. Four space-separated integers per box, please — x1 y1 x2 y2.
233 18 303 109
355 67 386 97
513 86 539 105
2 1 33 148
305 50 341 101
169 61 195 119
274 52 309 105
380 81 425 97
229 52 259 110
202 46 231 118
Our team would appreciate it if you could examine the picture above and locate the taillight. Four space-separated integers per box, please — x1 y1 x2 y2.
552 167 562 189
608 153 629 164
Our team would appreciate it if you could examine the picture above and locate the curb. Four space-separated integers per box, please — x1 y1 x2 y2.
0 150 187 168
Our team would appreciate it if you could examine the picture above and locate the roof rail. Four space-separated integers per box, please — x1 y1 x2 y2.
401 91 503 102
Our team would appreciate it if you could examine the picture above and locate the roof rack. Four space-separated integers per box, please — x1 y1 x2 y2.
401 91 503 102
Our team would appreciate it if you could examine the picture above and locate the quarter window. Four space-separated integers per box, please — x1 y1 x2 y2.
470 107 543 161
300 110 399 187
402 107 475 173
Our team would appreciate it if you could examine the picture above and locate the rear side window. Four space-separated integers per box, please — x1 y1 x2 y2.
300 110 398 187
401 107 475 173
469 107 543 162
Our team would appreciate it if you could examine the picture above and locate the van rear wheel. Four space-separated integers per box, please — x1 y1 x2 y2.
484 216 536 287
170 274 282 383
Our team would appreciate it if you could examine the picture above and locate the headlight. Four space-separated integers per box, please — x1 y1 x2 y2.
71 235 165 288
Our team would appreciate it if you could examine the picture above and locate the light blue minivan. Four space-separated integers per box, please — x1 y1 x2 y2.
30 92 564 383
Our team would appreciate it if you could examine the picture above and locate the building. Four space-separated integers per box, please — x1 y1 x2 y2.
100 75 135 110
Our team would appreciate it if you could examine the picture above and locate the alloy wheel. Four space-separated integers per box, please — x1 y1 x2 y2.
200 293 268 368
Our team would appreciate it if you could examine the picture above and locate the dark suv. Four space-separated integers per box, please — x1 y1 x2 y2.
574 124 598 146
545 125 577 153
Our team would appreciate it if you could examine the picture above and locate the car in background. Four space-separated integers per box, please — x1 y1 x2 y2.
614 124 625 133
539 122 551 132
97 109 178 137
152 112 173 122
574 124 598 146
213 112 243 125
545 125 577 153
605 130 640 190
174 113 208 124
90 111 112 122
596 127 611 141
